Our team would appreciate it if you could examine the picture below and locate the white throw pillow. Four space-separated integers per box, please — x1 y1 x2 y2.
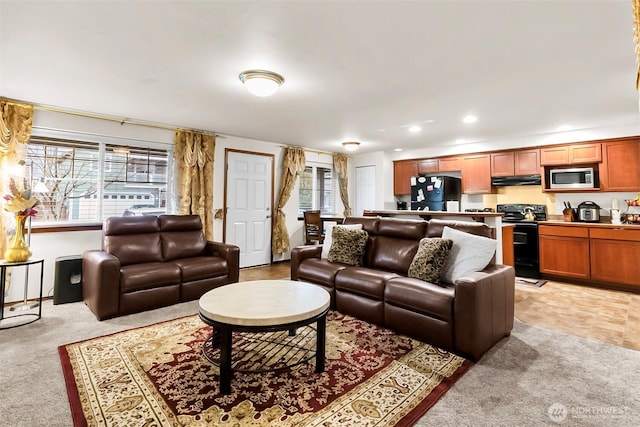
441 226 497 283
321 223 363 259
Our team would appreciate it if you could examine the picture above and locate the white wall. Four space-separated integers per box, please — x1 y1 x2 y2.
4 111 341 302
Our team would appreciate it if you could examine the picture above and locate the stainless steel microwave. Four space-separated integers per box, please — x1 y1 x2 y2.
549 167 595 189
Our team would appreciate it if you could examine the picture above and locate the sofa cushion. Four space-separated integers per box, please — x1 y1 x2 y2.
120 262 181 292
385 277 455 322
441 226 497 283
321 223 363 259
159 215 207 261
335 267 400 300
327 227 368 266
173 256 228 282
106 233 163 266
407 237 453 283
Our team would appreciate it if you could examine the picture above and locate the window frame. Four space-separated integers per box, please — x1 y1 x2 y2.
298 161 337 216
25 128 173 227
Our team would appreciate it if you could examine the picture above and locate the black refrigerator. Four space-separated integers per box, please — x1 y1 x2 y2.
410 176 461 211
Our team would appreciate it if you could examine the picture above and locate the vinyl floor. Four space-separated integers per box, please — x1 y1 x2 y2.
243 262 640 352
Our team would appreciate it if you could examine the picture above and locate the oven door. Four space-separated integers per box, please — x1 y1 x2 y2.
512 222 540 279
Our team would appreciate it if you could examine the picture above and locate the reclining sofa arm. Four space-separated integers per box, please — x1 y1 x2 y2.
290 246 322 280
207 241 241 283
452 264 516 361
82 250 122 320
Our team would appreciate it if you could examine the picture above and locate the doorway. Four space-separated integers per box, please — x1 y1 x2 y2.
224 150 274 268
355 165 376 216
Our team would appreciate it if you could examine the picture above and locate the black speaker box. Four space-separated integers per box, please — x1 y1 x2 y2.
54 255 83 305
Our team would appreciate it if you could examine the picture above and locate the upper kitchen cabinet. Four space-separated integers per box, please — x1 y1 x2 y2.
490 152 515 177
393 160 418 195
600 140 640 191
514 149 540 175
491 149 540 177
417 159 438 174
461 154 494 194
540 143 602 165
437 156 462 172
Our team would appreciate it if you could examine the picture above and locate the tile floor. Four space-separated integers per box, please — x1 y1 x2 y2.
242 262 640 352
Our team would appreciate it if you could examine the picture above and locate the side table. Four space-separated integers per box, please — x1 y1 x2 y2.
0 258 44 329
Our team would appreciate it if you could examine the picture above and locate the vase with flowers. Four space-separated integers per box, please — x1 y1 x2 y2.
3 177 38 262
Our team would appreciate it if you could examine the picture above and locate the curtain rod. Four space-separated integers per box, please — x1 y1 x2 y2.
281 145 341 157
2 98 219 137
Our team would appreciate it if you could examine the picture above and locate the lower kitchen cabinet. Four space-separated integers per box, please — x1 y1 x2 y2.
539 225 590 279
589 228 640 287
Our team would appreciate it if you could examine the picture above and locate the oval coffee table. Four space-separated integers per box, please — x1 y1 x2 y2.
198 279 330 394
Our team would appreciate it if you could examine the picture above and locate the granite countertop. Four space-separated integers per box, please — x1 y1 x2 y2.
364 209 504 218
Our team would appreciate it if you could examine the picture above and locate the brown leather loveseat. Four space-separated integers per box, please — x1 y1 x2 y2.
83 214 240 320
290 216 515 361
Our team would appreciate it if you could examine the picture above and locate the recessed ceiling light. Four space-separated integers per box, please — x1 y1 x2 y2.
462 115 477 124
408 126 421 133
394 148 403 152
455 138 467 144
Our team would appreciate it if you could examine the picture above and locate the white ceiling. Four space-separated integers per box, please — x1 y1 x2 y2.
1 1 638 154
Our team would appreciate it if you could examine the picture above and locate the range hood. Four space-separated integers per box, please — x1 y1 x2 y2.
491 174 542 186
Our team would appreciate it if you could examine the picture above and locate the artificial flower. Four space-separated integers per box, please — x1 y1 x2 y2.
3 177 38 216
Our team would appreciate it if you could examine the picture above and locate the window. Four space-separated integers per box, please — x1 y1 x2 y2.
298 164 336 216
26 135 171 224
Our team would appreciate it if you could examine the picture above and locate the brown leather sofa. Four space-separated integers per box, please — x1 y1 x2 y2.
83 214 240 320
290 216 515 361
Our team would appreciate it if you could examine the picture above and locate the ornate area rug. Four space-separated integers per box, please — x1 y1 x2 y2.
59 311 471 426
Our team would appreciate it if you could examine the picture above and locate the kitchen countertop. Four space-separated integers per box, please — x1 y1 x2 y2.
539 220 640 228
363 209 504 218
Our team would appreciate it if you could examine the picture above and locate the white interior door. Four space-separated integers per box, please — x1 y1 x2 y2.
225 151 273 268
355 165 376 215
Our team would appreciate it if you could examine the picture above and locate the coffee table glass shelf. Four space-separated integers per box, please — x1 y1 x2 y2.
198 279 330 394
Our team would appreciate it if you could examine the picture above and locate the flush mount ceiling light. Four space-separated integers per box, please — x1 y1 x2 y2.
239 70 285 97
342 141 360 152
462 115 478 124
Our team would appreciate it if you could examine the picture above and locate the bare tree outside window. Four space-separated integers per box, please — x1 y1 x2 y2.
27 137 169 223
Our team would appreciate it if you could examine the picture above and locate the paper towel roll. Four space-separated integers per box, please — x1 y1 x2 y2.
446 201 459 212
612 198 619 210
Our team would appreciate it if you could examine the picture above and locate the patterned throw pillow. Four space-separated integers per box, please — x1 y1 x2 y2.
407 238 454 283
327 226 368 266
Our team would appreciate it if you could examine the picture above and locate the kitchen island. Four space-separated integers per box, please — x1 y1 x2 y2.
363 210 507 264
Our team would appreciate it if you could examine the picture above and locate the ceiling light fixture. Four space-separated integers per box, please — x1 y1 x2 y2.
342 141 360 152
462 115 478 124
408 126 421 133
239 69 285 97
33 177 49 193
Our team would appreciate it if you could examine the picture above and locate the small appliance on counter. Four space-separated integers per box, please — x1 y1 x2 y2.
577 201 601 222
396 201 408 210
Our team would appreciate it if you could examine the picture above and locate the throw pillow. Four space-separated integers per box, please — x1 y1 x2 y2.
441 226 497 283
321 223 363 259
407 238 454 283
327 226 368 266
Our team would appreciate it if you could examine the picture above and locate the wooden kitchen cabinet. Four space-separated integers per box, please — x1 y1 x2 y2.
437 156 461 172
538 225 590 279
491 149 540 177
514 149 540 175
600 140 640 191
540 143 602 165
417 159 438 174
490 152 515 177
393 160 418 195
589 227 640 287
461 154 493 194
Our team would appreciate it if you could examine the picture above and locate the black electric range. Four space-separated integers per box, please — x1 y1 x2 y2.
497 204 547 279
